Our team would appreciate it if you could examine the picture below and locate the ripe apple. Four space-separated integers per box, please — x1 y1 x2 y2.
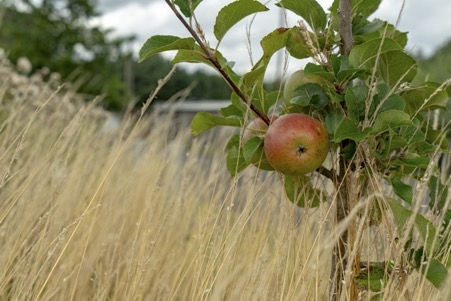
242 115 278 171
264 113 329 175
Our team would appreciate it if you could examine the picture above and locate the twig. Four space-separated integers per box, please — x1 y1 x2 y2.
164 0 270 125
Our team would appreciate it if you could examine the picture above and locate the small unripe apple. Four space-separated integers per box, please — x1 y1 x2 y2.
283 70 323 106
264 113 329 175
284 70 305 102
242 115 278 171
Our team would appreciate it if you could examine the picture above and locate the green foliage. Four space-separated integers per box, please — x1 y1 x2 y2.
284 176 323 207
138 36 196 62
139 0 450 290
0 1 134 110
214 0 268 45
277 0 327 32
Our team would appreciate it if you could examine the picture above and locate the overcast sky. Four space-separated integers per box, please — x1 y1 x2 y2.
93 0 451 79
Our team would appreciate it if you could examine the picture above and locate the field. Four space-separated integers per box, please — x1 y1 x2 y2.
0 61 450 300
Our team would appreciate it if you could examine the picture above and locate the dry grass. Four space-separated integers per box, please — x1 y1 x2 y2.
0 61 449 301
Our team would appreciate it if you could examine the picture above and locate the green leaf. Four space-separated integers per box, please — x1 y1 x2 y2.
415 213 440 255
390 178 413 204
191 112 241 137
377 50 417 86
220 103 244 118
358 22 408 48
387 199 438 255
277 0 327 31
419 259 448 288
260 27 290 55
242 28 290 86
429 176 448 214
243 136 263 162
393 155 430 169
372 110 412 135
214 0 268 44
354 264 386 292
388 198 412 234
138 35 195 62
284 176 323 207
291 83 329 110
378 94 406 113
304 63 336 82
286 26 312 59
334 118 372 142
345 84 368 122
349 38 402 69
340 141 357 160
226 135 249 176
331 0 382 19
325 110 345 135
172 49 210 65
337 68 366 82
264 90 282 114
174 0 203 17
402 82 449 115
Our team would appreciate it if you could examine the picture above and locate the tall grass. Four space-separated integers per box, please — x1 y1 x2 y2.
0 61 449 300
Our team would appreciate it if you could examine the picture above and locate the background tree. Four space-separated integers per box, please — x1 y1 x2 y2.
0 0 134 110
133 55 231 104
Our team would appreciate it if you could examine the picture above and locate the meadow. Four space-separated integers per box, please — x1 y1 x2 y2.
0 56 449 300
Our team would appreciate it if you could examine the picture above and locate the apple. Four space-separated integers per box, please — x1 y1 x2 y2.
242 115 278 171
264 113 329 175
283 70 324 106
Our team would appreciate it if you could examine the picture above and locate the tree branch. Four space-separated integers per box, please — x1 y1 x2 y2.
164 0 270 125
338 0 354 56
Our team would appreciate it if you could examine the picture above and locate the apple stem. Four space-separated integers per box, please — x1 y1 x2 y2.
164 0 271 125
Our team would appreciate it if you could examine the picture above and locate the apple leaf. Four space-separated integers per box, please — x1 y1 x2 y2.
290 83 329 110
378 94 406 113
402 81 449 115
172 49 211 66
226 135 249 176
138 35 195 62
390 177 413 205
419 259 448 288
325 111 345 135
174 0 203 17
331 0 382 19
334 118 372 143
393 155 430 170
242 28 290 86
276 0 327 32
284 176 323 207
372 110 412 135
358 22 408 48
242 136 263 163
377 50 417 86
345 84 368 122
388 198 439 256
191 112 241 137
285 26 313 59
349 38 402 69
214 0 268 44
428 176 448 214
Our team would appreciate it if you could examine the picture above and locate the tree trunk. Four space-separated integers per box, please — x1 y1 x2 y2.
329 159 350 301
328 1 355 300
